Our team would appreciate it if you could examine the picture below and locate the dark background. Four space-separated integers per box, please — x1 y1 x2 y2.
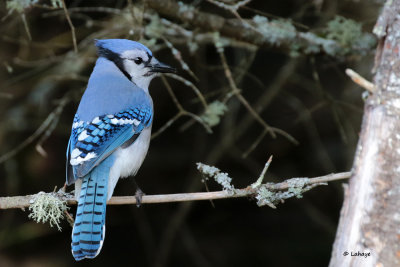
0 0 380 266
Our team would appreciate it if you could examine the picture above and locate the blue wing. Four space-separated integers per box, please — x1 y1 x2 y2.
66 106 152 185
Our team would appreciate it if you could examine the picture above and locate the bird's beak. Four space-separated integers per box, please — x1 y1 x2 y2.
149 61 177 74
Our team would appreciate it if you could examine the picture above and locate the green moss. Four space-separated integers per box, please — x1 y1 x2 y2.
326 16 363 47
324 16 376 55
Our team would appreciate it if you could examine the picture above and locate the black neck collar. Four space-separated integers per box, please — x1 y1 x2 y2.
97 47 132 81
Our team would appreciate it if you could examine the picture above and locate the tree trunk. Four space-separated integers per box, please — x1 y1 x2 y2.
330 1 400 266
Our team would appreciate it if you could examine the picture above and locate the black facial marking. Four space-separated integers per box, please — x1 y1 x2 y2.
144 52 152 67
97 46 132 81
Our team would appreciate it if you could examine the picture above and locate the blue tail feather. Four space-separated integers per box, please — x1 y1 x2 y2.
71 156 114 261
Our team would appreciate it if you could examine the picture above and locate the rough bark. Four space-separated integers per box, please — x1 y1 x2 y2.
330 1 400 266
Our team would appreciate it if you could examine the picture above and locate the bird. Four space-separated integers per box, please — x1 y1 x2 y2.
66 39 176 261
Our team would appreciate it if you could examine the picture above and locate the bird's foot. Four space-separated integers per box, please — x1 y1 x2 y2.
135 188 145 207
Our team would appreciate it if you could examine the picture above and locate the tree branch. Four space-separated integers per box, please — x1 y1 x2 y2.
0 171 350 210
146 0 373 56
345 68 375 93
61 0 78 53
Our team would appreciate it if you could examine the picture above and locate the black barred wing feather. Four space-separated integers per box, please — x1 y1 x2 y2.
66 107 152 184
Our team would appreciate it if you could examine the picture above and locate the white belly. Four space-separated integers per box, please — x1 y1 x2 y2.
107 125 152 199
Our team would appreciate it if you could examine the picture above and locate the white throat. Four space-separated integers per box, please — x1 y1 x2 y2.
131 75 154 92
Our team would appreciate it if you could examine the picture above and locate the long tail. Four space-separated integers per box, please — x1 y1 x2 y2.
71 157 113 261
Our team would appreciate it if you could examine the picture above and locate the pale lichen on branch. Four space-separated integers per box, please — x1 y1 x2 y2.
200 101 228 128
197 163 235 194
28 191 70 231
196 158 345 209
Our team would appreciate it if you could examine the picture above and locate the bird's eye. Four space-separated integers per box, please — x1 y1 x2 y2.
133 57 143 65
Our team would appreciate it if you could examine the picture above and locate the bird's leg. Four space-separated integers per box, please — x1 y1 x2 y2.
135 188 144 207
132 178 145 207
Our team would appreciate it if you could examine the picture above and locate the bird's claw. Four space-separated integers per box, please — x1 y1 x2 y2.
135 188 145 207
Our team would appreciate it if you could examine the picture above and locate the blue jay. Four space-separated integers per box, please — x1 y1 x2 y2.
66 39 175 261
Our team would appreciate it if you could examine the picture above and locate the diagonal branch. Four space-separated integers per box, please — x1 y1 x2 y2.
61 0 78 53
216 45 298 144
0 93 71 164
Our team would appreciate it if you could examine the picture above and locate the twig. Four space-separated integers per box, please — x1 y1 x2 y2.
242 129 267 158
162 38 199 82
20 13 32 41
164 73 208 111
0 94 71 164
206 0 252 12
345 68 375 93
35 97 68 157
181 110 212 133
64 210 74 227
251 155 273 188
161 75 183 110
151 112 182 139
239 5 309 30
311 59 347 145
153 76 211 138
41 6 121 15
61 0 78 53
206 0 258 34
218 49 267 127
216 46 298 144
0 171 351 209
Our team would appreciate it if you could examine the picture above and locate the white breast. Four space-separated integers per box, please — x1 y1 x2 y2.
107 126 152 200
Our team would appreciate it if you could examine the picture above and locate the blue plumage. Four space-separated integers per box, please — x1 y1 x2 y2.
95 39 152 57
71 155 114 260
66 39 175 261
67 105 152 182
